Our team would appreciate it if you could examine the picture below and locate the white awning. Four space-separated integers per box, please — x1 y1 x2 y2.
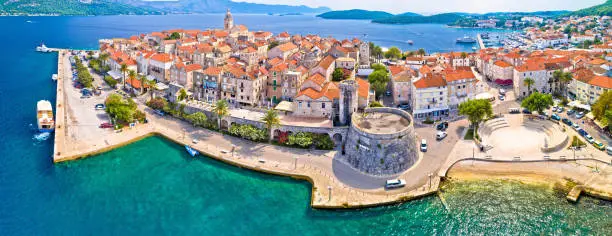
155 82 169 90
274 101 294 112
568 101 591 111
107 71 122 80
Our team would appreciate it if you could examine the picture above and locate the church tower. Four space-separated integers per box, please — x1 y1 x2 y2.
224 9 234 30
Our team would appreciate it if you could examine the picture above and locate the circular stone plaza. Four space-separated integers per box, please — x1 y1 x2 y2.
341 108 418 176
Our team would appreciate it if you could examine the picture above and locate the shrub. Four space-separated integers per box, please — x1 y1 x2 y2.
134 110 146 123
369 101 384 108
104 75 117 88
228 124 267 142
570 136 586 148
424 117 435 124
313 134 334 150
147 97 167 110
185 112 208 127
287 132 313 148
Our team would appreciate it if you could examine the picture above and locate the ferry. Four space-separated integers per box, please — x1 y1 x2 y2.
36 43 51 52
52 74 58 81
456 36 477 44
37 100 55 132
385 179 406 189
184 145 199 157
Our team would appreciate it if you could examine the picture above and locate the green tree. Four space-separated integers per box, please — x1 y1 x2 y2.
332 68 345 82
460 52 468 58
371 63 386 71
137 74 146 95
368 70 390 98
147 97 167 110
287 132 313 148
261 109 281 142
369 101 384 107
165 32 181 40
105 93 138 124
186 112 208 127
521 92 554 114
523 77 535 95
268 41 280 50
98 53 109 68
592 91 612 127
177 88 188 101
146 78 157 99
213 99 229 130
120 63 128 89
458 99 493 140
384 46 402 60
127 70 137 92
417 48 426 56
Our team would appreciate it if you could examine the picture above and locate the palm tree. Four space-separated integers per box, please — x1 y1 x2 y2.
146 78 157 100
99 53 109 67
120 63 128 89
261 109 281 142
559 72 573 97
523 77 535 96
127 70 137 93
137 74 146 95
552 70 563 93
417 48 426 57
212 99 229 130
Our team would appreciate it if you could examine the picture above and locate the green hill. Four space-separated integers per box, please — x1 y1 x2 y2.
572 0 612 16
317 9 395 20
372 13 463 24
0 0 163 15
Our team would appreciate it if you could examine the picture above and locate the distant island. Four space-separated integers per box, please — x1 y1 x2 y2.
0 0 330 16
317 9 398 20
373 13 463 24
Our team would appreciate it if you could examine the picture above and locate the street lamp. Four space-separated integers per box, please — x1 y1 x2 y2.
231 144 236 157
327 186 332 202
428 173 433 189
294 156 299 170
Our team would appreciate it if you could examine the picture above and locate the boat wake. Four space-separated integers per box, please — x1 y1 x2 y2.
33 132 51 143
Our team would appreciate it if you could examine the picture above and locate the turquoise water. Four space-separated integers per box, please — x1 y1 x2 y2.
0 15 610 235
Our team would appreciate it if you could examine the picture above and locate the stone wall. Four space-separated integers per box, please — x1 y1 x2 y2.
341 108 419 176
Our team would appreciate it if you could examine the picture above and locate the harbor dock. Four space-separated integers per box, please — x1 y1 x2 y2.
477 33 486 49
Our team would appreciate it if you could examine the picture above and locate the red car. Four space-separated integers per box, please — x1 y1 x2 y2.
99 122 113 128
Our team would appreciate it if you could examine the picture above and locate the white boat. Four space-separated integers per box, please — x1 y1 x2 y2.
52 74 58 81
36 43 51 52
37 100 55 132
185 145 199 157
385 179 406 189
456 36 477 44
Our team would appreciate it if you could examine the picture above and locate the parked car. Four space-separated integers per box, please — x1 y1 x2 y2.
499 95 505 101
551 113 561 121
567 109 575 115
499 88 506 95
420 139 427 152
584 134 595 144
592 141 606 151
99 122 113 128
578 129 588 137
155 110 165 116
576 112 585 119
557 107 565 112
385 179 406 189
522 108 532 114
562 118 572 126
508 108 521 114
385 90 392 96
398 104 410 111
607 146 612 155
94 104 105 110
436 122 448 131
436 131 448 141
552 106 558 112
572 123 580 130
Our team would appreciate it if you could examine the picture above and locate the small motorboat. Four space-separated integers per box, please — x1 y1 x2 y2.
36 43 51 52
185 145 199 157
52 74 58 81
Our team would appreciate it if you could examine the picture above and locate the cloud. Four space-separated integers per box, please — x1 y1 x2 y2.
232 0 605 14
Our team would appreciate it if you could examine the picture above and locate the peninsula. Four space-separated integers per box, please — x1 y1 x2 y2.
50 9 612 209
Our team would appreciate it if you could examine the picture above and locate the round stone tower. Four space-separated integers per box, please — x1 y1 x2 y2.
224 9 234 30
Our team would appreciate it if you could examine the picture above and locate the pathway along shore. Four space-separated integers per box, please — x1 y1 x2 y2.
53 50 611 209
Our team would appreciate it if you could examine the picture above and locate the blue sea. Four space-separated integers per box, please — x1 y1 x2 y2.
0 15 610 235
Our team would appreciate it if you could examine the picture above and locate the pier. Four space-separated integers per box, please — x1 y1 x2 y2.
477 33 486 49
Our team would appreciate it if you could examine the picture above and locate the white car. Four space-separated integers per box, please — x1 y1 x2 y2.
585 135 595 144
572 123 580 130
385 179 406 189
436 131 448 141
420 139 427 152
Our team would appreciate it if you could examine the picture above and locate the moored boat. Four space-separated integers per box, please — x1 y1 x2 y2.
185 145 199 157
52 74 58 81
37 100 55 132
36 43 51 52
456 36 477 44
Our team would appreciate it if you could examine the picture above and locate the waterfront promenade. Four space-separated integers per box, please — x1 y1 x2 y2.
53 50 612 208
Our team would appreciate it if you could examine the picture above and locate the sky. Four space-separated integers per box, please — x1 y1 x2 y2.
232 0 605 14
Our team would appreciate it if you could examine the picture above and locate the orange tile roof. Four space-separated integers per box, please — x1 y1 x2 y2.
307 73 326 86
185 64 202 72
388 65 406 76
588 76 612 89
356 78 370 98
126 77 149 89
444 69 475 82
494 60 512 68
413 75 447 89
277 42 298 52
296 82 339 100
151 53 172 63
203 66 223 75
318 55 335 70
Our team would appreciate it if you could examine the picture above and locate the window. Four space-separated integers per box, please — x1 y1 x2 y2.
440 92 443 95
298 102 302 108
322 103 326 109
307 102 311 108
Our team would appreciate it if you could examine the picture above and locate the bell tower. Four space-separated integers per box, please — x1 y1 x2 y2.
224 9 234 30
